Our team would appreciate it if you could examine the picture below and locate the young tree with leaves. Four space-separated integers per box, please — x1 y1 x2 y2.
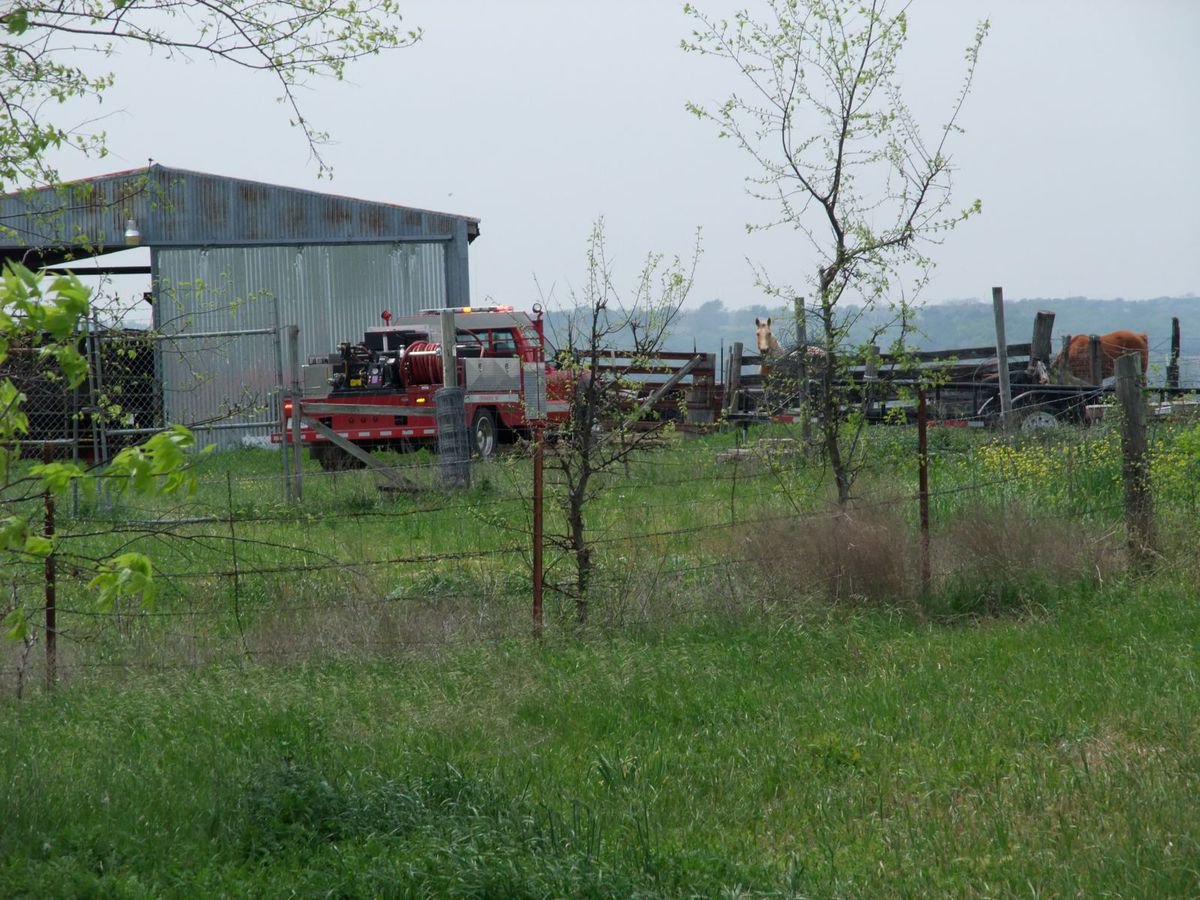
684 0 987 504
545 220 700 625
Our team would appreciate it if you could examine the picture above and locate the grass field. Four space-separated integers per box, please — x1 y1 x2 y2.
1 420 1198 896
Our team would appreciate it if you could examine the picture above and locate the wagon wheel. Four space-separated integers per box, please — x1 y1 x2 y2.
1015 408 1061 431
1005 392 1064 431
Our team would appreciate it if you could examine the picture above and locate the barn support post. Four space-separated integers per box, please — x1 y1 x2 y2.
1088 335 1103 386
917 387 931 592
1167 317 1181 390
1115 354 1155 567
287 325 303 502
991 287 1013 427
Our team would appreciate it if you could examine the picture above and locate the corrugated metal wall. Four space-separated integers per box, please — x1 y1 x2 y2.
153 243 446 447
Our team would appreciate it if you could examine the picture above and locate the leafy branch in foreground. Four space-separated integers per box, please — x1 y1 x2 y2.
1 263 201 643
0 0 420 188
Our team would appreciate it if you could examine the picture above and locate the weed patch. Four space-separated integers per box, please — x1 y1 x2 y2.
931 503 1124 617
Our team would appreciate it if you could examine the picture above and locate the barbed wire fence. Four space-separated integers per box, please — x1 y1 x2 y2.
4 347 1199 695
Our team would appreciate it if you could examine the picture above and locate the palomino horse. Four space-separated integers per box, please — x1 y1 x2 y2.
754 317 827 410
754 317 827 363
755 317 786 357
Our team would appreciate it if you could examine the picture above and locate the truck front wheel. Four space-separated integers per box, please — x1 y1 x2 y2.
470 409 497 458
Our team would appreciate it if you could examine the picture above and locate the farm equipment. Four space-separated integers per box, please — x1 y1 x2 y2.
278 306 571 469
728 317 1190 433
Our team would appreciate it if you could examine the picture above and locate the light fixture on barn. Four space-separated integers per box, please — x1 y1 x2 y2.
124 216 141 246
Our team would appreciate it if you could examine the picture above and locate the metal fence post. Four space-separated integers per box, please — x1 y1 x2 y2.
274 298 291 503
287 325 303 501
42 443 57 688
436 309 471 489
532 421 544 638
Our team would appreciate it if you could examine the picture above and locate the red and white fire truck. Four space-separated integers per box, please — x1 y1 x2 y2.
279 306 571 469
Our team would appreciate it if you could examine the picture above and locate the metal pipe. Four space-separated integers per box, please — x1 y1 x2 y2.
118 327 278 342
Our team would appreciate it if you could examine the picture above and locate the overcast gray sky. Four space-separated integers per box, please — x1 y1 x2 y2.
53 0 1200 310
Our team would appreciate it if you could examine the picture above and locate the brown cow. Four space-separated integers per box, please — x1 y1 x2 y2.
1052 330 1149 381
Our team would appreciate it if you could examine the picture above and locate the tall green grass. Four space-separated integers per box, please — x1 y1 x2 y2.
2 421 1199 893
2 574 1198 896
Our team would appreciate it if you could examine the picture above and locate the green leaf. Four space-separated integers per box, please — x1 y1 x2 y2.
30 461 86 493
90 552 157 612
24 535 53 557
4 608 28 642
2 9 29 35
0 516 29 551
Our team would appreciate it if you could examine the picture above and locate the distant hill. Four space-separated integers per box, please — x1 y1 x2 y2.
593 297 1197 360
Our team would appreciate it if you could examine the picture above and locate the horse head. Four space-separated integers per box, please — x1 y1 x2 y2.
755 317 784 357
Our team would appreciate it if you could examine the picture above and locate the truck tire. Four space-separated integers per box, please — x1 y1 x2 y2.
470 409 497 458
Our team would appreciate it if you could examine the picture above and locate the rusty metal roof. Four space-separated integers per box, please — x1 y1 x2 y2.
0 164 480 267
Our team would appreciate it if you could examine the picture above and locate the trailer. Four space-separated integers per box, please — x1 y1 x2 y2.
724 313 1190 431
278 306 572 469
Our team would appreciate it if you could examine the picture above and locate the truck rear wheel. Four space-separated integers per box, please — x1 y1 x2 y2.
470 409 497 458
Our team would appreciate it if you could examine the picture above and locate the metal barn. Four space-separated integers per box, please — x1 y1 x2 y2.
0 164 480 448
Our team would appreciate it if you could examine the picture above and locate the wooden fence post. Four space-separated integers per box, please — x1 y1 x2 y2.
991 287 1013 427
1115 354 1155 567
1058 334 1073 384
863 343 880 420
917 387 931 592
1088 335 1103 386
1167 317 1181 390
1031 311 1055 371
724 341 743 416
794 297 812 443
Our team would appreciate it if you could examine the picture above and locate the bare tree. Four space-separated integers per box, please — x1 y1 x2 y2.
544 220 700 625
0 0 420 189
684 0 987 504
